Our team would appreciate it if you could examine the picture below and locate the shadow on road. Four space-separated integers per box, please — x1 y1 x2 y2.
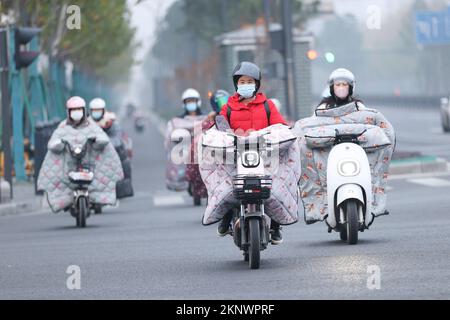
38 224 105 232
303 238 391 247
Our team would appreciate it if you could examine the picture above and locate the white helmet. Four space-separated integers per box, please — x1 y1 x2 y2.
181 88 202 107
328 68 355 96
66 96 86 123
66 96 86 110
89 98 106 110
89 98 106 121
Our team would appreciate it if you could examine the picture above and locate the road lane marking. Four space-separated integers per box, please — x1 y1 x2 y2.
407 178 450 187
153 195 186 206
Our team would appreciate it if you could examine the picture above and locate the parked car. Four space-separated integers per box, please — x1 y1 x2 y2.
440 95 450 132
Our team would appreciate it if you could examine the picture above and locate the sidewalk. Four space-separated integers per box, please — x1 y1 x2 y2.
0 180 46 217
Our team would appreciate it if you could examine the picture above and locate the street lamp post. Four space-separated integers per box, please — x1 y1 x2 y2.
0 28 13 199
281 0 298 120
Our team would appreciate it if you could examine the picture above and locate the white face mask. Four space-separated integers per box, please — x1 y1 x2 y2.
70 110 84 122
334 86 349 99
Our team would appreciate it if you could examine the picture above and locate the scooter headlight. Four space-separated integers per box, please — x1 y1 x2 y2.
74 146 82 155
241 151 260 168
337 159 360 177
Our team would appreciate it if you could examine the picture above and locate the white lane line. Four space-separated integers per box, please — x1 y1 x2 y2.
407 178 450 187
386 186 393 191
152 195 186 206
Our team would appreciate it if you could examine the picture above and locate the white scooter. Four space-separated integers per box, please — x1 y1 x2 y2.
325 130 372 245
231 133 272 269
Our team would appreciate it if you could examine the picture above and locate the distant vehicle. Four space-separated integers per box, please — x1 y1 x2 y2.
440 96 450 132
133 112 146 133
126 103 137 117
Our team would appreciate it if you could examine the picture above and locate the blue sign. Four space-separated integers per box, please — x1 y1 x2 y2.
415 6 450 45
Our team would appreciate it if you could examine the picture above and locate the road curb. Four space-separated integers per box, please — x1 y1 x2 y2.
389 157 448 176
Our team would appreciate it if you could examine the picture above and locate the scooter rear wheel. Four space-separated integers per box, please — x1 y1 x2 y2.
243 251 249 262
94 204 102 214
339 224 347 241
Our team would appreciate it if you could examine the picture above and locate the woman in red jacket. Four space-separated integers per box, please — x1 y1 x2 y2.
219 61 286 134
217 61 286 244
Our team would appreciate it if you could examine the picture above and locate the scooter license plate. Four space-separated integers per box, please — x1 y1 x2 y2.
245 179 260 188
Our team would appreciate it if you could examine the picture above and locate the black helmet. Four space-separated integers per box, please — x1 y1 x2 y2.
232 61 262 92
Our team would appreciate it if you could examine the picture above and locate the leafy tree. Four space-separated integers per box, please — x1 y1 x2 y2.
1 0 137 81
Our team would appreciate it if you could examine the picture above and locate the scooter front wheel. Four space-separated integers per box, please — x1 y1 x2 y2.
248 218 261 269
76 197 87 228
346 200 359 245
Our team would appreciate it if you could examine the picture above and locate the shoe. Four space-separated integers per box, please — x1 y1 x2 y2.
217 211 233 237
270 221 283 245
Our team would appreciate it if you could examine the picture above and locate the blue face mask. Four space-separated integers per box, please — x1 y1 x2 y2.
185 102 198 112
237 84 256 99
91 110 104 121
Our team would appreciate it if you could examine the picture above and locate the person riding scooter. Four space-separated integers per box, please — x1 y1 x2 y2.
212 61 291 244
185 90 230 205
89 98 134 199
165 89 207 192
37 96 123 219
293 68 396 237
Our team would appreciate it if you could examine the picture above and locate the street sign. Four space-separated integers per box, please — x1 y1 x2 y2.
415 6 450 45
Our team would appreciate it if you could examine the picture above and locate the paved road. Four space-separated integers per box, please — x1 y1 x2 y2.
0 110 449 299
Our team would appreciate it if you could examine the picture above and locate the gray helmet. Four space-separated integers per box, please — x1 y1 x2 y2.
232 61 262 92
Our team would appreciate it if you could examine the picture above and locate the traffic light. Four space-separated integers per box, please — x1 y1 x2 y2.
307 50 318 60
14 27 41 70
325 52 335 63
